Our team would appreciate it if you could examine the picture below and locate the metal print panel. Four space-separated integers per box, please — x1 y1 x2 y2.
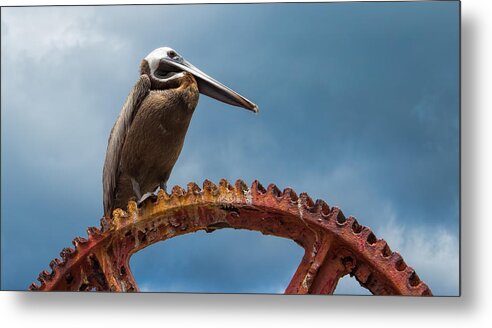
0 1 460 295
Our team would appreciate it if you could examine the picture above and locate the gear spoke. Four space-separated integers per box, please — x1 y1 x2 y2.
285 235 333 294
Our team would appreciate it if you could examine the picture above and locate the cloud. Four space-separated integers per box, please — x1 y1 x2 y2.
333 206 458 296
375 207 459 296
1 7 126 63
1 7 126 169
292 167 459 296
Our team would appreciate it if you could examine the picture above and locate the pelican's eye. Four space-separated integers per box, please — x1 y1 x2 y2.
168 51 180 60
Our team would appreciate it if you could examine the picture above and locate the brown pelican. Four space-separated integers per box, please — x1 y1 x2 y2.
103 47 258 217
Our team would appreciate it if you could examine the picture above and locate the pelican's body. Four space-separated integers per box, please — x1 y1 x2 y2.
109 73 199 213
103 47 257 217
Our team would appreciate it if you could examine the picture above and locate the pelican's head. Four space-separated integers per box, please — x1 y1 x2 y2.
141 47 258 113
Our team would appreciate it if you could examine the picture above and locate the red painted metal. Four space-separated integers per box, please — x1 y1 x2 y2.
29 179 432 295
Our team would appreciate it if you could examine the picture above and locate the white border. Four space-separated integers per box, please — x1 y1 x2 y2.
1 0 448 6
2 0 491 327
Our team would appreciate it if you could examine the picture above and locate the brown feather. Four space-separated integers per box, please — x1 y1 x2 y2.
102 72 198 217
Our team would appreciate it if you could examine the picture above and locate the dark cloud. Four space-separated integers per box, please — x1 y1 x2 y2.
1 2 459 295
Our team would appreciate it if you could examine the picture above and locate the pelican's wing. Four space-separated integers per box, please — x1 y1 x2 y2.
103 75 151 216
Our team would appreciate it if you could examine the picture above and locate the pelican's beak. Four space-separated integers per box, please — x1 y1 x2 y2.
163 59 259 113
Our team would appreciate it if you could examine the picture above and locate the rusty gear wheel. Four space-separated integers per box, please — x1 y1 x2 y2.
29 179 432 295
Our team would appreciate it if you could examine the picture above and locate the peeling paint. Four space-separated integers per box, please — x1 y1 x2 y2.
244 188 252 205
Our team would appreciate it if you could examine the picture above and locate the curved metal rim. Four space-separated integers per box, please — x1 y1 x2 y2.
29 179 432 296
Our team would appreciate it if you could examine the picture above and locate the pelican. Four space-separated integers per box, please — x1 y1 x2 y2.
103 47 258 217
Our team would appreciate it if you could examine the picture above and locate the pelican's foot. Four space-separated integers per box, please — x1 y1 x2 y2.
137 191 158 207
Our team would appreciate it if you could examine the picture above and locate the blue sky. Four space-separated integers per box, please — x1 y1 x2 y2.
1 2 459 295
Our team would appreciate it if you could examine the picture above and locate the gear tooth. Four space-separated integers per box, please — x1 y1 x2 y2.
203 179 217 191
378 240 392 257
365 230 377 245
219 179 232 191
49 259 61 272
234 179 248 192
345 216 355 226
391 252 407 271
282 187 298 202
29 282 40 291
87 226 102 239
251 180 266 194
157 188 170 202
299 192 315 210
171 185 185 197
313 199 330 216
55 257 66 268
112 208 129 225
187 182 201 195
127 200 139 215
72 236 88 249
202 179 219 196
60 247 75 262
358 226 377 245
267 184 282 197
45 270 53 281
408 270 421 287
333 207 346 225
37 270 51 283
351 217 363 233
